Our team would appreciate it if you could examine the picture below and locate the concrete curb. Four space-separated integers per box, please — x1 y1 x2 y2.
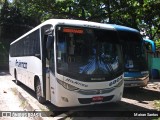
12 85 71 120
13 87 44 120
12 87 72 120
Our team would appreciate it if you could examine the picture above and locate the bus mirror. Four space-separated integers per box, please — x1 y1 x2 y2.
46 35 54 50
143 39 156 53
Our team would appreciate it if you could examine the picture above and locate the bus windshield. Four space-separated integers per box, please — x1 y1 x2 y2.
119 31 147 71
55 25 123 81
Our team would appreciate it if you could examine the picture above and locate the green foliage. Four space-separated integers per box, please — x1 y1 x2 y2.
155 39 160 49
0 0 40 26
0 41 8 68
154 100 160 111
0 0 5 4
0 0 160 46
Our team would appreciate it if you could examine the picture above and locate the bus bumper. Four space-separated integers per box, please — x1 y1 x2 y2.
124 76 149 87
53 83 124 107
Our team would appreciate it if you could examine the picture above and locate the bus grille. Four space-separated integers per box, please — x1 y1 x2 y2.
77 87 115 95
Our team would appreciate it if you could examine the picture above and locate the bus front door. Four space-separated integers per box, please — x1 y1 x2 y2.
48 35 56 104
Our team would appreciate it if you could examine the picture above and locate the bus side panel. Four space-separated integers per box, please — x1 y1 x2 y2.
9 56 42 91
9 57 24 84
20 56 42 91
9 56 24 84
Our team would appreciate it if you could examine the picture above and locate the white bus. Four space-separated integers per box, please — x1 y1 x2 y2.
9 19 124 107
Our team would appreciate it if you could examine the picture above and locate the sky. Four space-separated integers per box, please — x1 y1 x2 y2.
8 0 13 3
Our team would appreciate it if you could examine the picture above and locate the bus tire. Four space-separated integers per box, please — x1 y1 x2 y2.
14 70 21 85
35 80 46 104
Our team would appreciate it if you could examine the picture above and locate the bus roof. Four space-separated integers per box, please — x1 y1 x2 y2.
111 24 139 33
11 19 117 45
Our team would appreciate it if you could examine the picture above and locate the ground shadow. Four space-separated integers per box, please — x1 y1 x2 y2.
12 80 37 98
149 79 160 83
62 101 159 120
12 80 66 115
0 70 10 76
123 87 160 102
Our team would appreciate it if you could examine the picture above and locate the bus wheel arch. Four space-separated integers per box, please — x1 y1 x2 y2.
34 76 46 103
14 69 21 85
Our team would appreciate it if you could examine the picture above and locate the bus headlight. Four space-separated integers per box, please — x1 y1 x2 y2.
141 71 149 76
115 79 124 87
57 79 79 91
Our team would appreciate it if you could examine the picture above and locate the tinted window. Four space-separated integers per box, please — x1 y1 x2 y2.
10 30 40 58
56 26 123 81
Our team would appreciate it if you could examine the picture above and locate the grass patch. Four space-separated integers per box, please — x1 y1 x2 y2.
20 100 27 108
153 100 160 120
10 88 18 95
154 100 160 111
152 118 160 120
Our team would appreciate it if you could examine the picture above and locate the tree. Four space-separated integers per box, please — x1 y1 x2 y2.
0 0 5 5
2 0 160 41
140 0 160 40
13 0 107 22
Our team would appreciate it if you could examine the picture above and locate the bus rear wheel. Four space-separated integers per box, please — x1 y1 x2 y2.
35 80 46 103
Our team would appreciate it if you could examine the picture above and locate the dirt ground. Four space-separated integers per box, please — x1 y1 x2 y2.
0 72 36 120
123 79 160 110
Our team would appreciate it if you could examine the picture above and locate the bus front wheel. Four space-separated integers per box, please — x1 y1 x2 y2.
35 80 46 104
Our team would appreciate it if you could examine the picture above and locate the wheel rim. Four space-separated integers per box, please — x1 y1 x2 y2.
36 82 41 99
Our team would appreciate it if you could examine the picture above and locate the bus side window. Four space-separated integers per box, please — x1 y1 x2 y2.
46 35 54 60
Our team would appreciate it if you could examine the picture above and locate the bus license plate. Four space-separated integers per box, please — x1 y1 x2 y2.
92 96 103 102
